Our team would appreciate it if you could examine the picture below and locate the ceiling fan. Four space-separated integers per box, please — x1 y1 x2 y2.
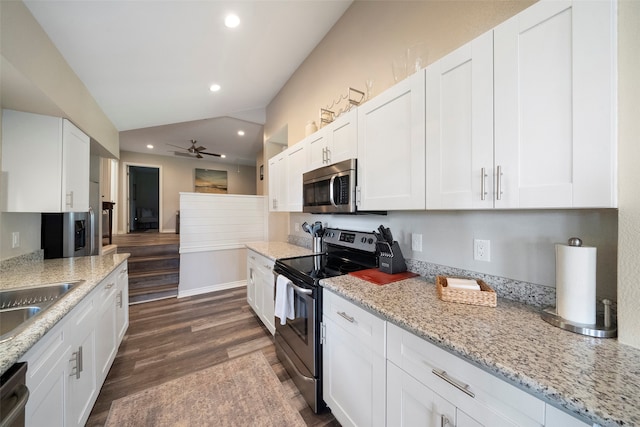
168 139 225 159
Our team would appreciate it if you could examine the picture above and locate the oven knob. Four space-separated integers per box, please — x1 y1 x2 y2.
361 237 367 243
368 238 374 244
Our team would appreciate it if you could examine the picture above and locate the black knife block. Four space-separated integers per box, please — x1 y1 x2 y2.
377 241 407 274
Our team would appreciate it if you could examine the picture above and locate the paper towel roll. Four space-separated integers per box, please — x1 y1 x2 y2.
555 243 597 324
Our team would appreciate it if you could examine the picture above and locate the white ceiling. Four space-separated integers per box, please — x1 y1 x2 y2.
23 0 352 165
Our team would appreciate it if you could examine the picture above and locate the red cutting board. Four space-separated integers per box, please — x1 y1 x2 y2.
349 268 419 285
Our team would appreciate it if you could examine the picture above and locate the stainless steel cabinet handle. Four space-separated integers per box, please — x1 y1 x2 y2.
78 345 83 374
337 311 355 323
66 191 74 208
432 368 475 398
325 147 331 164
117 290 123 308
70 347 82 379
480 167 487 201
496 165 503 201
105 282 114 290
441 415 451 426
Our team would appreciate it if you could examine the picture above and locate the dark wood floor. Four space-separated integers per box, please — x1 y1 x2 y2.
86 288 340 427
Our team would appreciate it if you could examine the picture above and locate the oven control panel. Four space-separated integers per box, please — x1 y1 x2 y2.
323 228 377 253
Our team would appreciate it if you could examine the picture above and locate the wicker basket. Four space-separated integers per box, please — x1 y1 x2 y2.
436 276 497 307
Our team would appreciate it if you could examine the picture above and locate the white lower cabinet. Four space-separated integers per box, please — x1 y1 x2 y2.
20 261 129 427
322 290 386 427
322 292 592 427
246 250 275 335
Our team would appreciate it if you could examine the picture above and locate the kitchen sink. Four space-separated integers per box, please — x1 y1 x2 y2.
0 281 82 343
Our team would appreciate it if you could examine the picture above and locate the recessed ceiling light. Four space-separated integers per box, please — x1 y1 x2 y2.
209 84 221 92
225 13 240 28
146 144 154 149
237 130 245 136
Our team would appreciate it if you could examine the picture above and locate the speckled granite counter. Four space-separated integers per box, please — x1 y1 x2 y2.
246 241 313 261
0 254 130 376
320 274 640 427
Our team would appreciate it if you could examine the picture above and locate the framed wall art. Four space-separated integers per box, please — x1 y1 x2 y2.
195 168 228 194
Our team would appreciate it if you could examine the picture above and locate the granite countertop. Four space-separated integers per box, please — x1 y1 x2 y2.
0 254 130 376
320 274 640 427
246 241 313 261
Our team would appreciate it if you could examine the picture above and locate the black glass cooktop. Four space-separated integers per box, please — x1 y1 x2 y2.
276 252 377 284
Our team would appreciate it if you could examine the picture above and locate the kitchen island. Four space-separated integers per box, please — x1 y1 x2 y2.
0 253 130 376
320 274 640 427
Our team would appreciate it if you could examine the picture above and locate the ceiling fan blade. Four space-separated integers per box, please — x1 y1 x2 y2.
195 146 206 152
200 151 222 157
196 152 203 159
173 151 196 158
167 143 187 150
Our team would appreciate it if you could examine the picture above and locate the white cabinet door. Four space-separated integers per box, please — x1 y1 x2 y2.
307 129 329 171
246 250 275 335
1 110 90 212
387 361 456 427
286 142 307 212
426 31 494 210
257 259 275 335
66 297 97 427
62 119 90 212
494 0 616 208
115 263 129 342
95 277 117 383
357 70 426 210
325 109 357 166
268 152 287 211
322 316 386 427
307 110 357 171
246 252 258 312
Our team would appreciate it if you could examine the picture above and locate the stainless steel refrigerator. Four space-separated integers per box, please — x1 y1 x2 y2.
41 182 101 259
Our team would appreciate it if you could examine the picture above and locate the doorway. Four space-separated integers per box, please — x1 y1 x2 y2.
127 165 161 233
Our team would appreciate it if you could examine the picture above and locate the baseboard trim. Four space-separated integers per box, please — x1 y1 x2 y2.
178 280 246 298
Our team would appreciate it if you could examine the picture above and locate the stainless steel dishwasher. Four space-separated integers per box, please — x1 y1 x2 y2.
0 362 29 427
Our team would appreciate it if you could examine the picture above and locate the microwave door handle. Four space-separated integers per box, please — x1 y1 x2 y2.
329 175 339 208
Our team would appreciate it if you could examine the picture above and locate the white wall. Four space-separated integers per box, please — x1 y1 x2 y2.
617 0 640 347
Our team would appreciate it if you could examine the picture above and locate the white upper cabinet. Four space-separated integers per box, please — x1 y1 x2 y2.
286 140 307 212
268 151 287 212
357 71 426 211
426 31 494 210
307 109 357 172
493 0 616 208
2 110 90 212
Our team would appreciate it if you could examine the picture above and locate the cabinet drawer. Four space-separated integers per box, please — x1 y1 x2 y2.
323 291 385 355
387 323 545 427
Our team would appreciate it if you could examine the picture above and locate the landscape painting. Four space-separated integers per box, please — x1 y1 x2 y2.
195 168 228 194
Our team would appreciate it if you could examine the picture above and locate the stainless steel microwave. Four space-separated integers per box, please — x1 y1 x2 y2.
303 159 356 214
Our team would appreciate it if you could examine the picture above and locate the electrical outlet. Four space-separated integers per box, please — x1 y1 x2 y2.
411 233 423 252
474 239 490 261
12 232 20 249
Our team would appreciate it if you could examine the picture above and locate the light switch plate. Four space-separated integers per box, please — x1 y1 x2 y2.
12 232 20 248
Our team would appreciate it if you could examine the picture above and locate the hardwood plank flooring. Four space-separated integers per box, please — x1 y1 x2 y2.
86 288 340 427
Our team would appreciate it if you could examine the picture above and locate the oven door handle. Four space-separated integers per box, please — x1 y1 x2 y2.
290 282 313 296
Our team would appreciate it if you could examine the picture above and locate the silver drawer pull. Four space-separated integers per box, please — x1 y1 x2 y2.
441 415 451 426
337 311 355 323
432 368 475 398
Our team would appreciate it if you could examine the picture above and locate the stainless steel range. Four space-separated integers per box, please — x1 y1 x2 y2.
273 228 378 413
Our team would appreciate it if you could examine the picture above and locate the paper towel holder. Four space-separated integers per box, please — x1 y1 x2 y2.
541 237 617 338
